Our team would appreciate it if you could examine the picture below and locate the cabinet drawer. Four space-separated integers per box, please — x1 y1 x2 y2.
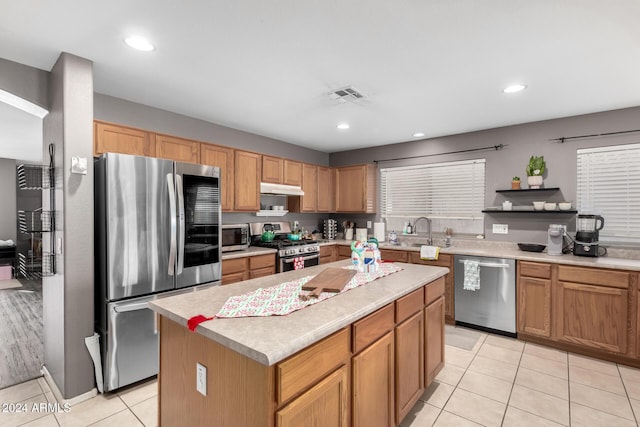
395 288 425 323
249 254 275 270
352 303 395 354
425 277 445 306
380 249 408 263
249 266 274 279
519 261 551 279
277 327 350 405
221 272 245 285
558 265 629 289
337 246 352 258
409 252 451 267
222 257 247 275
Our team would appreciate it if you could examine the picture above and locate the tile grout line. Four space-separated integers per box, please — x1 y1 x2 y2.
566 346 571 427
616 363 639 426
499 341 525 427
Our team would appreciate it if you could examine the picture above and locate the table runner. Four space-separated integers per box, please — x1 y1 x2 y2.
187 263 402 330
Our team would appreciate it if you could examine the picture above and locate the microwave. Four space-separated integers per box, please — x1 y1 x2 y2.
221 224 250 252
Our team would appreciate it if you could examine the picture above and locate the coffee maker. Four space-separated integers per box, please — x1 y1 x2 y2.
574 214 604 257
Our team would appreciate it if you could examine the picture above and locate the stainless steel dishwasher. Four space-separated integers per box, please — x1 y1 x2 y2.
454 255 516 337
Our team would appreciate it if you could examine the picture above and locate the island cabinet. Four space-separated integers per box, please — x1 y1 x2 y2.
409 253 455 324
155 264 447 427
234 150 262 211
154 133 200 164
94 121 154 157
200 143 235 211
517 261 552 338
335 164 377 213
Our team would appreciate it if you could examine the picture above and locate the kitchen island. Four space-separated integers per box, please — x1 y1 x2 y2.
149 260 448 427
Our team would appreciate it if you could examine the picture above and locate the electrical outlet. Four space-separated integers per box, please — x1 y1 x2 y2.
196 363 207 396
367 221 372 228
492 224 508 234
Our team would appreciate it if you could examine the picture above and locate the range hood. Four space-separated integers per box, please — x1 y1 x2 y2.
260 182 304 196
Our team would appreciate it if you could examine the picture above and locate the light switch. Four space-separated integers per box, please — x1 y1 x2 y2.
492 224 508 234
196 362 207 396
71 156 88 175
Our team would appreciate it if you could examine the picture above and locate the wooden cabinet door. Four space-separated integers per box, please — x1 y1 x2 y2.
276 364 349 427
409 253 455 323
317 166 331 212
283 160 302 186
518 276 552 337
262 155 283 184
335 164 376 213
395 312 424 425
352 331 394 427
301 163 318 212
154 134 199 164
555 282 628 354
425 296 445 385
234 151 261 211
201 144 235 212
94 121 154 157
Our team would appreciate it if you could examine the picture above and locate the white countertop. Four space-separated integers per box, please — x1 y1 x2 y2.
149 260 447 366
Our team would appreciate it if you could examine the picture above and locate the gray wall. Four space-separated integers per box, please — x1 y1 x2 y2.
43 53 95 399
0 57 49 110
0 158 17 242
94 94 329 165
330 107 640 244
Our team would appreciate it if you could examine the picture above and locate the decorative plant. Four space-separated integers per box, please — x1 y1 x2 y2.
512 176 520 181
526 156 546 176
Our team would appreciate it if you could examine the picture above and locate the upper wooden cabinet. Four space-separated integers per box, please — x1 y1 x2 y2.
200 143 235 212
154 134 200 164
288 163 318 213
317 166 334 212
234 150 261 211
262 155 283 184
283 160 302 186
94 121 154 157
335 164 377 213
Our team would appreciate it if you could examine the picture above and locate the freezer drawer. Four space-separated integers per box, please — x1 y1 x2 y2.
454 255 516 335
103 282 218 391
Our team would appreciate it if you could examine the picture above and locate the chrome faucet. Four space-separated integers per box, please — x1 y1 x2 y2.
413 217 432 245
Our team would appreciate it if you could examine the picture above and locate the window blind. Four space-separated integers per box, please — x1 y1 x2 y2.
380 159 485 230
577 143 640 242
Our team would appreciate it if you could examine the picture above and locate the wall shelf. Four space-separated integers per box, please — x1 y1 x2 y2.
496 187 560 194
483 209 577 214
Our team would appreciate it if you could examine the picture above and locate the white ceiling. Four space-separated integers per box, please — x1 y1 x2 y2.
1 0 639 158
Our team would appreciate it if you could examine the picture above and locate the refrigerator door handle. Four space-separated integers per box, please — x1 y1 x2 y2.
167 173 177 276
176 174 185 275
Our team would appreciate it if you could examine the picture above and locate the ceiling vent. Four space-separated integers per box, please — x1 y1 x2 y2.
328 86 365 103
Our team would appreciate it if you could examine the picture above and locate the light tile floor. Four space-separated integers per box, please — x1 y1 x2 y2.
1 326 639 426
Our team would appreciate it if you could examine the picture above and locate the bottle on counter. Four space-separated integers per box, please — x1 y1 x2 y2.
389 230 397 244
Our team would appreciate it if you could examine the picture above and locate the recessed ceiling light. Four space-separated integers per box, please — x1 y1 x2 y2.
124 36 155 52
503 84 527 93
336 123 350 130
413 132 425 138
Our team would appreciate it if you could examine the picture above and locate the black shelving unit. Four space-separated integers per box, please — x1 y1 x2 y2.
495 187 560 194
482 209 577 214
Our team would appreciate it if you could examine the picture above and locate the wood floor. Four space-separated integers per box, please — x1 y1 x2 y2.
0 279 43 390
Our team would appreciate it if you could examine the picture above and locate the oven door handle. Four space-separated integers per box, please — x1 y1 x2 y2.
282 254 319 263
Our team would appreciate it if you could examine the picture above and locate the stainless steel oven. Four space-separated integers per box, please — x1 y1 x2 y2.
280 251 319 272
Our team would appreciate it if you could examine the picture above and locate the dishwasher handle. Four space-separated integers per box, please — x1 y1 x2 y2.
458 260 509 268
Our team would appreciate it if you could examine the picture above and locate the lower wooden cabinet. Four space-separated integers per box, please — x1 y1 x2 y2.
222 254 275 285
395 311 424 424
352 331 395 427
518 276 552 337
425 296 445 385
276 364 350 427
320 245 336 265
555 281 628 354
409 252 455 324
337 245 352 260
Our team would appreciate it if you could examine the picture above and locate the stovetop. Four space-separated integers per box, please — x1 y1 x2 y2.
253 237 320 256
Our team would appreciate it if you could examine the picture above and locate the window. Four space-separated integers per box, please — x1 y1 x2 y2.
379 159 485 235
577 143 640 243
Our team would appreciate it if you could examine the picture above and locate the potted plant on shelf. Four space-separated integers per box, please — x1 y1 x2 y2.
511 176 521 190
526 155 545 189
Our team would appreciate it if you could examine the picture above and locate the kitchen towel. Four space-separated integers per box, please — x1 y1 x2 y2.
420 245 440 260
463 260 480 291
293 257 305 270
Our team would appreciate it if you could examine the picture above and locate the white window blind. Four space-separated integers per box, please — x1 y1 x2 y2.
380 159 485 234
577 143 640 242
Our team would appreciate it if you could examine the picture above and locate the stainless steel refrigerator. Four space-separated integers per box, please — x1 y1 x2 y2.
94 153 221 391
